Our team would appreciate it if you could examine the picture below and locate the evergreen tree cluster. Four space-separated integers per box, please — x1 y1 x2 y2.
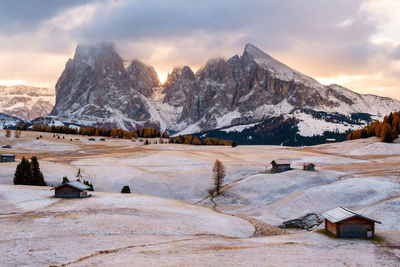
30 124 169 140
347 112 400 143
14 156 46 186
169 135 234 146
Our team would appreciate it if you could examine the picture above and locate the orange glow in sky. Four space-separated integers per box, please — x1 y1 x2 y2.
157 72 168 85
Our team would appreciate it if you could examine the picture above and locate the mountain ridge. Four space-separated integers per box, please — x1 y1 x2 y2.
36 42 400 145
0 84 54 120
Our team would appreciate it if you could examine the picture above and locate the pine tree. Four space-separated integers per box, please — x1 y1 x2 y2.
62 176 69 184
191 137 201 145
391 127 398 140
162 130 169 139
212 159 226 195
30 156 46 186
381 123 393 143
13 157 32 185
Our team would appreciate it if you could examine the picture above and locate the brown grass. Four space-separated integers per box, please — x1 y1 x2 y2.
234 215 290 237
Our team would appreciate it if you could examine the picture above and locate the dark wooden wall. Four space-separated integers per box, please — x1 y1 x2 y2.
55 186 80 198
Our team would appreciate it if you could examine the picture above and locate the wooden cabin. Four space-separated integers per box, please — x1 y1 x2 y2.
271 160 291 173
326 138 336 144
2 144 11 148
322 206 381 238
53 181 91 198
0 153 15 162
303 163 315 171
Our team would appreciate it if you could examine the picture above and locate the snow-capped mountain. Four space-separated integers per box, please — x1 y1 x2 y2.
0 112 24 129
45 42 400 145
49 43 179 130
0 85 54 120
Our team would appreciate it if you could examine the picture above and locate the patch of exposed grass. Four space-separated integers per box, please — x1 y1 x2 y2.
315 229 338 239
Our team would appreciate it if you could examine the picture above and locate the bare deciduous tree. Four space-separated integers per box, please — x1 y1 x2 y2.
5 128 11 137
14 130 21 138
213 159 226 195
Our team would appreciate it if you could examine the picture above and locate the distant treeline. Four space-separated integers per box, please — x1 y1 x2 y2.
19 123 235 146
169 135 236 146
20 123 169 139
347 112 400 143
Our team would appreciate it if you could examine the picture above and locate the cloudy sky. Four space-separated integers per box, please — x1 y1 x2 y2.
0 0 399 99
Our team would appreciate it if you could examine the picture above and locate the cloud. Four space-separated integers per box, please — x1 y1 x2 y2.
0 0 398 99
391 45 400 60
0 0 94 34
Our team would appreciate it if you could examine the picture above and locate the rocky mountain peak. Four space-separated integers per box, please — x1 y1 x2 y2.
48 42 400 143
181 66 195 81
126 59 160 98
163 66 198 107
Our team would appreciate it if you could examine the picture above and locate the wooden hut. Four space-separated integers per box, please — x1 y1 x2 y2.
271 160 291 173
303 163 315 171
322 206 381 238
52 181 91 198
0 153 15 162
326 138 336 144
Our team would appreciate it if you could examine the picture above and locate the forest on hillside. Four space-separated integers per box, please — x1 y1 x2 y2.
347 112 400 143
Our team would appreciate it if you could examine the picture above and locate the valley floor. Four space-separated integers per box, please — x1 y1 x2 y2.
0 130 400 266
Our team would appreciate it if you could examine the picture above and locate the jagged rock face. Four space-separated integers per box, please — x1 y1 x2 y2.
177 44 356 130
126 60 160 98
50 43 157 129
0 85 54 120
163 66 198 107
49 42 400 137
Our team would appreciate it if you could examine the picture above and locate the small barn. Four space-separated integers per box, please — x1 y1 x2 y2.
322 206 381 238
271 160 291 173
303 163 315 171
52 181 91 198
0 153 15 162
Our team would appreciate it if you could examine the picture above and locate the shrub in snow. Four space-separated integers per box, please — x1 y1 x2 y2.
121 185 131 193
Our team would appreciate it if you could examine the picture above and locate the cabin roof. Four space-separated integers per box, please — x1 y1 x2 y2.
53 181 91 191
0 153 15 157
322 206 381 224
271 160 291 165
303 163 315 166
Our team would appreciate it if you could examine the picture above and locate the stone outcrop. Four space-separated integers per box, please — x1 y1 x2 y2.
279 213 324 231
